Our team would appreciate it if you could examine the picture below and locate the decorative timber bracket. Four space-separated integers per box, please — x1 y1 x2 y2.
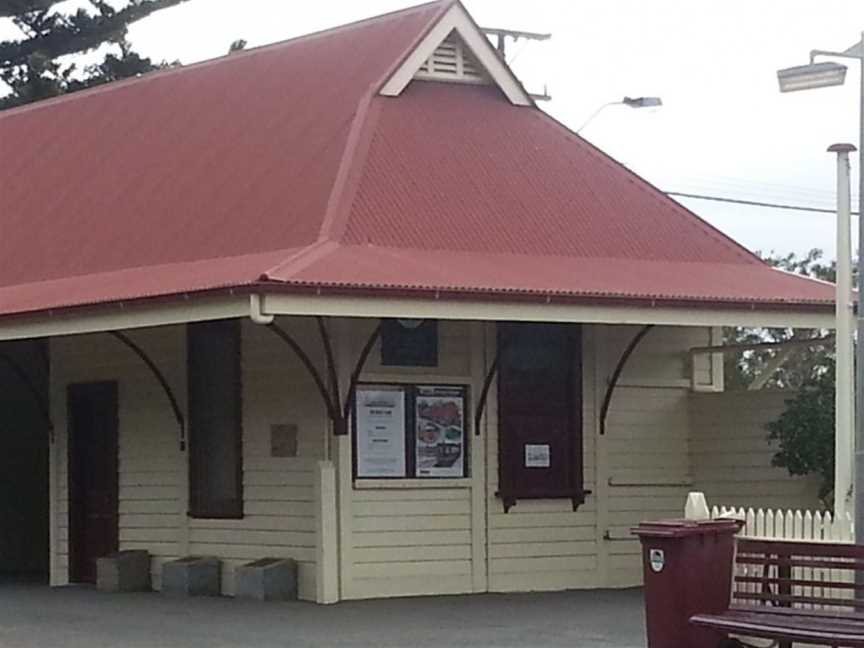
599 325 654 436
340 322 382 429
109 331 186 450
474 353 500 437
264 317 383 437
0 347 53 441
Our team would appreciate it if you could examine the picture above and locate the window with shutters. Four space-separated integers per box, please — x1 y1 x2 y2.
188 319 243 519
497 322 585 512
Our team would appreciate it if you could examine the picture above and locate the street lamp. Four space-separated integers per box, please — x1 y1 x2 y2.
622 96 663 108
576 96 663 134
777 33 864 533
778 61 848 92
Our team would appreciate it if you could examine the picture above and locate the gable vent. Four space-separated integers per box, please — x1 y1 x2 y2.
414 33 489 85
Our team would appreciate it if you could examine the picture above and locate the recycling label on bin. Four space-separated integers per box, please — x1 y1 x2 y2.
649 548 665 573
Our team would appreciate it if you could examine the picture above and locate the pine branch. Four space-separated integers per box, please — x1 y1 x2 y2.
0 0 190 67
0 1 54 18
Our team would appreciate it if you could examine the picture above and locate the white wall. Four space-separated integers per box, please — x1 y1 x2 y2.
337 318 481 600
690 390 821 511
598 325 709 586
336 321 712 598
52 327 184 589
187 319 326 598
484 323 599 593
50 317 327 599
46 315 819 602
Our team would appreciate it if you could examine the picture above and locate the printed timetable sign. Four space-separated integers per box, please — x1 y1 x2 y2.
353 383 470 480
355 386 406 478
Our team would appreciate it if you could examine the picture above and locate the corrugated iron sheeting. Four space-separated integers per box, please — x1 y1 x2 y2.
0 1 834 316
275 245 833 305
344 82 758 265
0 2 443 290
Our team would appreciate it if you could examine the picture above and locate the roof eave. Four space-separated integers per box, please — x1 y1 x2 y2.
0 280 834 342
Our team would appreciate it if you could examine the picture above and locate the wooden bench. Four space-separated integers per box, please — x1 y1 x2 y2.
690 539 864 647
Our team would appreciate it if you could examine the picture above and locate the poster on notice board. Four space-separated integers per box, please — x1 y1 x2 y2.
356 386 406 478
414 386 466 478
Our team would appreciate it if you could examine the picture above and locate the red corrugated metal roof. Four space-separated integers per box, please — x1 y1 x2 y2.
273 246 833 306
0 0 833 319
0 1 447 289
340 83 757 263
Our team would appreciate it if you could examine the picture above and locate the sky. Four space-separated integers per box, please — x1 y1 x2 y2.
6 0 864 260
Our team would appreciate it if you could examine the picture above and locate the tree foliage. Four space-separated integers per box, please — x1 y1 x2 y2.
726 248 839 507
0 0 188 109
724 249 836 391
228 38 246 53
767 362 835 506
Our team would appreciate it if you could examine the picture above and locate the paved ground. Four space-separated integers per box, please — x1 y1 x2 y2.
0 583 645 648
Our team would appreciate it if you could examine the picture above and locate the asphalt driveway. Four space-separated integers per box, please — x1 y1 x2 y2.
0 583 645 648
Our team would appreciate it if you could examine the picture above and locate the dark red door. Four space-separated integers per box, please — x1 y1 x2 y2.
68 382 119 584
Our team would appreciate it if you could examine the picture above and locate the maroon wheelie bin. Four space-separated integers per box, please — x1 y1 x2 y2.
633 518 742 648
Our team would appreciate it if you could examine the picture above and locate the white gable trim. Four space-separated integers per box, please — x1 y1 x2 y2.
379 2 532 106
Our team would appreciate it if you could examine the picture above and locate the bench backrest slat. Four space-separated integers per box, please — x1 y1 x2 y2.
733 539 864 612
739 540 864 559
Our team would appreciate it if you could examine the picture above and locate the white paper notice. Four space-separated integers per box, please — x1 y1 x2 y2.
356 387 406 478
524 444 551 468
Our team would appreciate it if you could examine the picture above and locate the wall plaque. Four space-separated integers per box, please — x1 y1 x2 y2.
271 424 298 458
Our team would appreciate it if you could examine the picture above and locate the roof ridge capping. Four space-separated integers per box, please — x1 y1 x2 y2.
0 0 452 120
378 0 534 107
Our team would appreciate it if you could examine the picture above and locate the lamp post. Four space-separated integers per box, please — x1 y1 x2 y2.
778 33 864 533
829 143 856 526
576 96 663 134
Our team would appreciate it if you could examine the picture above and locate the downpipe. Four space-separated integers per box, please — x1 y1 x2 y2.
249 294 274 325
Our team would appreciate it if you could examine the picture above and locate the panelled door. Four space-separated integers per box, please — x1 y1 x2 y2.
68 382 119 584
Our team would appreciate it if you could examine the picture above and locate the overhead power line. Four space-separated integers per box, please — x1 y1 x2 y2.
665 191 861 216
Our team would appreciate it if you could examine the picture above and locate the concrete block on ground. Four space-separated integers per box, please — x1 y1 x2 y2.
97 550 151 593
235 558 297 601
161 557 221 597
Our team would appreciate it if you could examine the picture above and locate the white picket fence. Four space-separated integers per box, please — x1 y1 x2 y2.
711 505 854 542
708 504 856 612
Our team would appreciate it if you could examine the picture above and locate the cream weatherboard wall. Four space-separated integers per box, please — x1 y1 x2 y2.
690 390 821 511
483 323 599 593
49 318 327 599
335 318 482 600
485 325 709 593
334 321 716 599
598 325 708 587
46 315 819 602
51 327 184 590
